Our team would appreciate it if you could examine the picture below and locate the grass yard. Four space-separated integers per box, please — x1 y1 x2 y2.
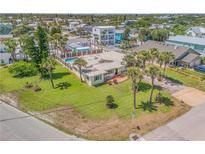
1 64 174 119
0 64 191 140
165 67 205 92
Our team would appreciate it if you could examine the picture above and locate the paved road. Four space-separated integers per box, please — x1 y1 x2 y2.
0 101 84 141
143 103 205 141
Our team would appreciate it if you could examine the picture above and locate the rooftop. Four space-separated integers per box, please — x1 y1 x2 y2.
167 35 205 46
134 40 194 59
187 27 205 34
80 51 125 77
94 26 115 29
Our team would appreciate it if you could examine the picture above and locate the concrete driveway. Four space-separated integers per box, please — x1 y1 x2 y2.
172 87 205 107
143 103 205 141
0 101 84 141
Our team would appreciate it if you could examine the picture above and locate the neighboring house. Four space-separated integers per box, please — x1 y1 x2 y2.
186 27 205 38
67 51 126 86
115 29 124 44
69 21 80 31
0 34 13 40
166 35 205 53
64 37 102 57
92 26 115 45
0 23 13 35
134 40 201 68
0 44 12 64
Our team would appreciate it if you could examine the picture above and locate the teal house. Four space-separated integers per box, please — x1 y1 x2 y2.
115 29 124 44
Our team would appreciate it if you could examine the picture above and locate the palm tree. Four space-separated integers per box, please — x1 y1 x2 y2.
3 38 17 62
123 54 136 67
127 67 144 113
149 48 159 64
40 57 56 88
136 50 151 70
145 65 160 103
157 52 165 68
73 58 87 82
161 52 175 75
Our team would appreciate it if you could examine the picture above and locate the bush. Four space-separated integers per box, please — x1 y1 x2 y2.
24 82 33 89
8 61 37 77
34 85 41 92
106 95 117 109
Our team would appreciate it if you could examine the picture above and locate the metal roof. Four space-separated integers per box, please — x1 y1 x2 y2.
167 35 205 46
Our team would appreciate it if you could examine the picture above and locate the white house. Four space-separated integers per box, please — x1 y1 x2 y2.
186 27 205 38
68 51 126 86
92 26 115 46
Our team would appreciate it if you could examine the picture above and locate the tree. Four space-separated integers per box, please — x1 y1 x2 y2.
8 61 37 77
123 28 130 40
161 52 175 75
127 67 143 114
157 52 165 68
3 38 17 62
123 54 136 67
35 26 50 76
12 24 32 37
145 65 160 103
21 26 50 77
40 57 56 88
136 50 151 69
151 29 169 42
149 48 159 64
73 58 87 82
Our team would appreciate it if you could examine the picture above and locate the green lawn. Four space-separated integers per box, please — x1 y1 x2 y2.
0 64 172 119
165 67 205 91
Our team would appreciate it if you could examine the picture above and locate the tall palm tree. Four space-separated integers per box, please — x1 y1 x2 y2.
145 65 160 103
136 50 151 69
127 67 144 113
3 38 17 62
149 48 159 64
157 52 165 68
40 57 56 88
73 58 87 82
162 52 175 75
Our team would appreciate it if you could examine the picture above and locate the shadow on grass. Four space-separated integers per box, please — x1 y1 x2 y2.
165 76 183 85
157 95 174 107
53 72 71 79
138 82 152 92
137 101 157 112
56 82 71 90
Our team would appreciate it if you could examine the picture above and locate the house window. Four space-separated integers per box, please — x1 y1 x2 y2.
94 75 102 81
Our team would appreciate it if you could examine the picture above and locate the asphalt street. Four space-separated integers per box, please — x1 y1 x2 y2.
0 101 84 141
143 103 205 141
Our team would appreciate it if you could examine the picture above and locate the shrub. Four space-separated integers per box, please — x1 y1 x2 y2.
24 82 33 89
8 61 37 77
34 85 41 92
106 95 116 109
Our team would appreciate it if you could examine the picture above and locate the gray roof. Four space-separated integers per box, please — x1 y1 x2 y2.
167 35 205 46
187 27 205 34
181 53 199 63
134 40 192 59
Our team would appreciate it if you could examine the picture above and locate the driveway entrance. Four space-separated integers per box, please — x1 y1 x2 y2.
172 87 205 107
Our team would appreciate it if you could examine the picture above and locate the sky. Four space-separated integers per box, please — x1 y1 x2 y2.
0 0 204 14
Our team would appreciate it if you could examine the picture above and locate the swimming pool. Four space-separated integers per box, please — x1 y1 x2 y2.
64 57 79 63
